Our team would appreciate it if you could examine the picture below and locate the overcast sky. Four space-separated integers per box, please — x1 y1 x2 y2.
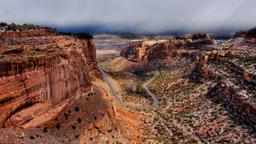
0 0 255 33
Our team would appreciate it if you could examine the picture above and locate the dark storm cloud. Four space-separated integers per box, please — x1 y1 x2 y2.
0 0 255 33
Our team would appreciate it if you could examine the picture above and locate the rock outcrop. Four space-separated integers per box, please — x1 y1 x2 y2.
0 28 144 143
190 39 256 123
234 27 256 43
244 28 256 38
120 30 256 125
120 41 143 62
185 33 211 40
120 33 215 63
0 29 97 127
120 40 175 62
184 33 215 48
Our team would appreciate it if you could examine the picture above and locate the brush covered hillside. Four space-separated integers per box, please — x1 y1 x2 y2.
99 30 256 143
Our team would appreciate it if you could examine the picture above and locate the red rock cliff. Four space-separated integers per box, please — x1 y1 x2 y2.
0 29 97 127
120 34 215 63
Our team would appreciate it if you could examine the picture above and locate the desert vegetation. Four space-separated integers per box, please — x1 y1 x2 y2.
0 22 52 31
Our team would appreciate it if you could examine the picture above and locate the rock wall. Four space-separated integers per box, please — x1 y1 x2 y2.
120 34 215 63
146 40 175 61
0 29 97 127
120 41 143 61
120 40 173 62
185 33 211 40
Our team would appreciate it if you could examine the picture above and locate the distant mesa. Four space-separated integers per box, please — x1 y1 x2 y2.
120 33 215 63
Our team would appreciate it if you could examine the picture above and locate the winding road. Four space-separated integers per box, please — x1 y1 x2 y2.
99 68 159 110
142 71 160 108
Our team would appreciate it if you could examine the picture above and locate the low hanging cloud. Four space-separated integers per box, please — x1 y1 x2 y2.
0 0 255 33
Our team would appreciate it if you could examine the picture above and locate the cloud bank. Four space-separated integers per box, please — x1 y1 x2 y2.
0 0 255 33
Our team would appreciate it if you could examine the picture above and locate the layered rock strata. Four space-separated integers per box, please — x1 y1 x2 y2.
0 29 96 127
120 33 215 62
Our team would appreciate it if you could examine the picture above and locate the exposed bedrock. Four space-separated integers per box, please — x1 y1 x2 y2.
120 33 215 63
191 48 256 124
0 29 97 127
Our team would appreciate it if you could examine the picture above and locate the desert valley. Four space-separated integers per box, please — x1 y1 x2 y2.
0 21 255 144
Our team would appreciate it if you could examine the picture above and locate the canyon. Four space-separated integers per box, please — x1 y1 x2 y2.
0 29 143 143
1 25 256 143
100 29 256 143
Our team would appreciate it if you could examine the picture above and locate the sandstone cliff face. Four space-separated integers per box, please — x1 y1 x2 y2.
120 40 174 62
146 40 175 61
0 29 97 127
184 33 215 49
120 34 215 63
120 41 143 61
185 33 211 40
0 29 144 143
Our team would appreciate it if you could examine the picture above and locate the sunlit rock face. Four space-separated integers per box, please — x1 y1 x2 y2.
120 40 174 62
0 29 97 127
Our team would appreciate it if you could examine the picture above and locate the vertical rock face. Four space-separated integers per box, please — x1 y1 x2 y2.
120 34 215 63
184 33 211 40
146 40 175 61
120 41 143 61
0 29 97 127
120 40 172 62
